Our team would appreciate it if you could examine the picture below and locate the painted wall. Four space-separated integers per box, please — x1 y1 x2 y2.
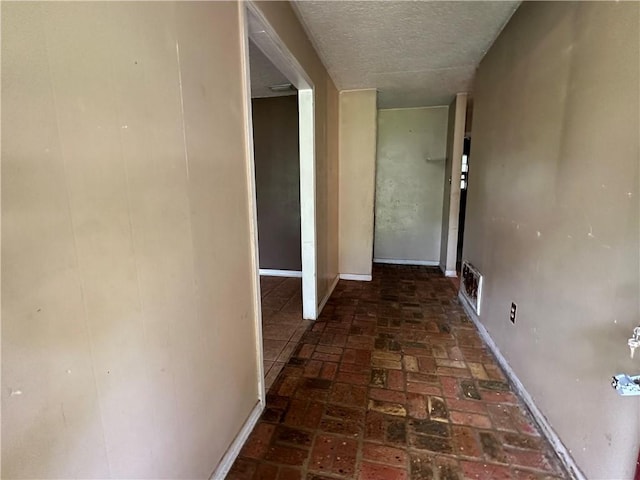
374 107 448 265
2 2 260 478
253 1 340 303
339 90 378 278
252 96 302 271
439 94 467 274
464 2 639 478
325 78 340 287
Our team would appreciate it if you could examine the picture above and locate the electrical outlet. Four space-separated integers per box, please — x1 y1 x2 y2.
510 302 517 324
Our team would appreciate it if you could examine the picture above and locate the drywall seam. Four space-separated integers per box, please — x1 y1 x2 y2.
373 258 439 267
209 401 264 480
339 273 372 281
458 292 587 480
239 2 266 405
258 269 303 278
318 275 339 316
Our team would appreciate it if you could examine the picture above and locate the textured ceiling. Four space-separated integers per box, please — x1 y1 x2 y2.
292 1 520 108
249 39 295 98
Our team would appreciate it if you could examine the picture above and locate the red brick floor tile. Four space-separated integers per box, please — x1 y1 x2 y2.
284 398 324 429
479 430 509 463
275 466 302 480
451 425 483 459
254 462 278 479
407 371 439 384
313 351 342 363
340 361 371 374
450 411 493 429
446 398 489 415
230 265 568 480
483 363 508 381
486 404 519 432
438 366 473 378
362 442 408 467
480 390 519 405
226 457 257 479
406 392 428 419
274 425 313 449
364 410 386 442
440 376 460 398
329 382 368 408
369 388 406 404
409 451 436 480
407 382 443 396
461 460 513 480
387 369 405 391
298 344 315 359
309 434 358 477
358 462 408 480
506 448 558 473
304 360 323 378
264 445 308 466
434 455 464 480
239 422 275 459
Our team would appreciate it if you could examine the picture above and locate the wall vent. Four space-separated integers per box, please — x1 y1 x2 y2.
461 261 483 315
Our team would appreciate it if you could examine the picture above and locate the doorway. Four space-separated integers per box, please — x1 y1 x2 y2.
456 136 471 272
240 3 317 400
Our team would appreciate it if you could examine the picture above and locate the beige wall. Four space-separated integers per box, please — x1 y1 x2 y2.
2 2 260 478
374 107 448 264
464 2 639 478
338 90 378 277
440 94 467 274
326 78 340 285
253 1 340 301
252 96 301 271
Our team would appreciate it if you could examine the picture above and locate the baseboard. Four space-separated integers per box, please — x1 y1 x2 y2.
373 258 439 267
318 275 339 316
445 270 457 277
339 273 372 281
210 400 264 479
458 292 586 480
258 269 302 278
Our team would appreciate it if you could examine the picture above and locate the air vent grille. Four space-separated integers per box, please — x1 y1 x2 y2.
461 261 483 315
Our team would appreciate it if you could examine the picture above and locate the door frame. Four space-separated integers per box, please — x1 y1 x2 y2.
239 0 318 402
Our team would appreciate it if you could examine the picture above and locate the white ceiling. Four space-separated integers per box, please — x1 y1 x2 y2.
292 1 520 108
249 40 296 99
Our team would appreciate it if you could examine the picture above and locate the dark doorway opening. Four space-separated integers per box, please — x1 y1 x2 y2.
456 136 471 273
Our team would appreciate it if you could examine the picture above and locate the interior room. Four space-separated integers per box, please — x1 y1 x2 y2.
248 39 311 390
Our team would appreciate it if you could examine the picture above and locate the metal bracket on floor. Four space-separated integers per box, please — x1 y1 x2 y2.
611 374 640 396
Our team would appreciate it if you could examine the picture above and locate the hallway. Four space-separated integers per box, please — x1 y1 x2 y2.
228 265 567 479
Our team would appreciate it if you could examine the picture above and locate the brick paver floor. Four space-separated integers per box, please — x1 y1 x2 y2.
260 276 311 391
228 265 568 480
